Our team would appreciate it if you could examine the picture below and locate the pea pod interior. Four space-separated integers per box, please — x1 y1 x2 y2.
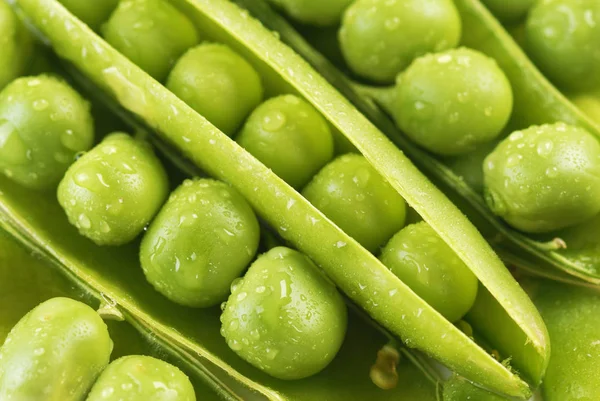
7 0 548 397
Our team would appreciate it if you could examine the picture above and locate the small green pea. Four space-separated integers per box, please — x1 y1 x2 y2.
140 178 260 308
483 123 600 233
58 133 169 246
379 222 478 322
0 297 113 400
102 0 199 82
57 0 119 31
267 0 354 26
393 48 513 156
0 1 34 91
220 246 347 380
481 0 536 23
0 75 94 190
302 154 406 253
526 0 600 92
339 0 461 83
236 94 334 189
166 43 263 136
86 355 196 401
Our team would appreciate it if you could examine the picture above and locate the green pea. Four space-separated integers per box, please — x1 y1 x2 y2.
339 0 461 84
483 123 600 233
302 154 406 253
0 75 94 190
267 0 354 26
102 0 199 82
526 0 600 92
379 222 478 322
220 246 347 380
57 0 119 31
236 94 334 189
140 178 260 308
58 133 169 246
481 0 536 23
0 1 34 91
86 355 196 401
0 297 112 400
166 43 263 136
393 48 513 156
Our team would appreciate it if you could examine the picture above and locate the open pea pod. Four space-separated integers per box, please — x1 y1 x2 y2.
9 0 547 397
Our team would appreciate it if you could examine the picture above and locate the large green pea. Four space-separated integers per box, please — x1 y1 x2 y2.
58 133 169 246
339 0 461 84
302 154 406 253
393 48 513 156
379 222 478 322
0 297 113 400
236 95 334 189
57 0 119 31
166 43 263 136
526 0 600 92
0 75 94 190
267 0 354 26
140 178 260 308
86 355 196 401
102 0 199 82
483 123 600 233
481 0 536 23
220 246 347 380
0 1 34 91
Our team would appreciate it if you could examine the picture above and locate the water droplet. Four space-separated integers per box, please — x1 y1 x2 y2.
413 101 433 120
266 348 279 360
537 140 554 157
33 348 45 356
250 329 260 340
78 214 91 229
101 387 114 397
335 241 347 248
255 285 266 293
32 99 49 111
545 166 559 178
99 220 111 233
230 277 244 293
506 153 523 167
262 110 286 131
236 292 247 301
437 54 452 64
228 339 242 351
509 131 523 141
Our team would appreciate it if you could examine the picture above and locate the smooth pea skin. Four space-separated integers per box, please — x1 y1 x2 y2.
86 355 196 401
302 154 406 253
102 0 199 82
0 297 113 400
267 0 354 26
0 1 34 91
483 123 600 233
339 0 461 83
58 133 169 245
167 43 263 136
220 247 347 380
236 94 334 189
394 48 513 156
140 179 260 308
58 0 119 31
379 222 478 322
481 0 536 23
0 75 94 190
526 0 600 92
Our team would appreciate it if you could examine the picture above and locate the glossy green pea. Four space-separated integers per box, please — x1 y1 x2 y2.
339 0 461 84
526 0 600 92
481 0 536 23
220 246 347 380
380 222 478 322
57 0 119 31
140 178 260 308
58 133 169 246
0 75 94 190
236 94 334 189
0 1 34 91
483 123 600 233
166 43 263 137
267 0 354 26
102 0 199 82
86 355 196 401
302 154 406 253
393 48 513 156
0 297 112 400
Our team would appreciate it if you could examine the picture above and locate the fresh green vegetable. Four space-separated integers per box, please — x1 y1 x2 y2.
302 154 407 253
0 297 112 400
57 0 119 31
0 74 94 190
140 178 260 308
267 0 354 26
86 355 196 401
481 0 536 23
57 132 169 245
339 0 462 83
236 94 334 188
220 246 347 380
483 123 600 233
101 0 199 81
443 374 507 400
0 1 34 91
380 222 478 322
